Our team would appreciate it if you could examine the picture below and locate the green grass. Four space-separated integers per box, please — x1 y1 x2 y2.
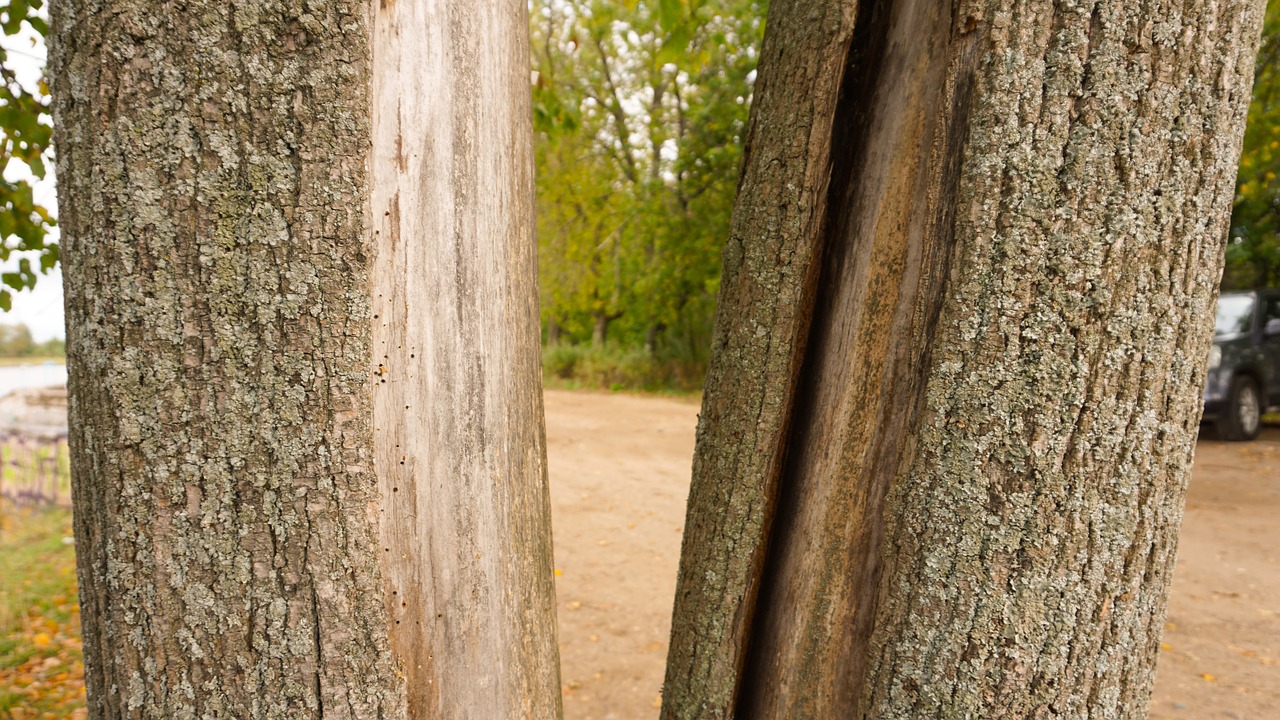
0 501 85 719
0 358 63 368
542 343 705 394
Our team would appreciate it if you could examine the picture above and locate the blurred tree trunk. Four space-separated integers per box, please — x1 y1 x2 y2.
591 310 620 346
593 312 609 345
662 0 1264 717
52 1 560 718
645 323 665 355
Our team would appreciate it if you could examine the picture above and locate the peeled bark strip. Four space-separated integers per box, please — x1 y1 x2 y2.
371 1 562 718
663 0 1263 716
52 1 557 718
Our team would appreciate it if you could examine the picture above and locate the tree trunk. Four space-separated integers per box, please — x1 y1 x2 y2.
52 1 559 719
645 323 664 355
370 2 561 716
662 0 1264 717
592 311 610 346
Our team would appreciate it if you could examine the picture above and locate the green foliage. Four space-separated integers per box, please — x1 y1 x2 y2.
1228 3 1280 289
531 0 763 387
0 0 56 311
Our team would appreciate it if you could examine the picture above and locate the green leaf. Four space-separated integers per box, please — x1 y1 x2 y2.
656 25 691 66
0 0 58 310
658 0 682 31
40 243 58 271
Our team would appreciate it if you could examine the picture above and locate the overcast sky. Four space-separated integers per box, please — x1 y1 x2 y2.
3 25 63 343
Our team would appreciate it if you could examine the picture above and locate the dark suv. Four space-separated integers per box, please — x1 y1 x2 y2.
1203 289 1280 440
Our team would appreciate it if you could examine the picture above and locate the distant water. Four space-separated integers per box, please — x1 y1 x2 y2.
0 363 67 397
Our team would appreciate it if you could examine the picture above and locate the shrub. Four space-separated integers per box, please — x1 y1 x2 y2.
540 342 703 393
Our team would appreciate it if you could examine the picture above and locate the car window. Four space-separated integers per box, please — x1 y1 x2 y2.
1266 296 1280 335
1215 295 1256 337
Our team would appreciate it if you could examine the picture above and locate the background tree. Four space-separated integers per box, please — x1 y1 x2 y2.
663 0 1264 716
53 1 559 717
0 321 32 356
0 0 56 311
531 0 762 382
1228 2 1280 288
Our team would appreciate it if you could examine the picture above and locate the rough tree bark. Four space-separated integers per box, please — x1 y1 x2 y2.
52 1 559 718
662 0 1263 717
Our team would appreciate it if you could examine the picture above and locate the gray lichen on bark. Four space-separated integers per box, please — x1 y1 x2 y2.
863 0 1263 716
52 1 403 717
662 0 1264 716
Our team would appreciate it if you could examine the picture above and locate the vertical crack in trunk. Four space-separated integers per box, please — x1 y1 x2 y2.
661 0 989 714
738 0 982 714
658 0 860 715
311 582 326 718
669 0 1261 714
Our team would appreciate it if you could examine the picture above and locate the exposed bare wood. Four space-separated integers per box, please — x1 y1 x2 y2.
371 1 562 717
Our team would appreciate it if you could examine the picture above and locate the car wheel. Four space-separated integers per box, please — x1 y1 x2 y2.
1217 375 1263 441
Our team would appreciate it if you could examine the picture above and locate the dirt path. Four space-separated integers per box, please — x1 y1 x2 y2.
545 390 698 716
1150 428 1280 720
544 390 1280 719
